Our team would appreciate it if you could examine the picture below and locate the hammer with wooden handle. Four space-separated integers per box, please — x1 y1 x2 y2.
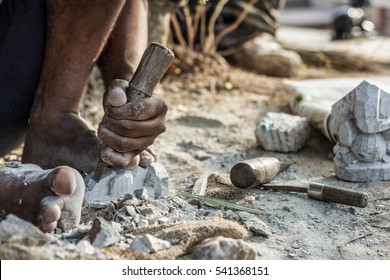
93 43 174 182
230 157 368 208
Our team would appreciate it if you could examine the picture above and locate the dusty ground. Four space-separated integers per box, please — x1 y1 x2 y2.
155 67 390 260
1 41 390 260
79 48 390 259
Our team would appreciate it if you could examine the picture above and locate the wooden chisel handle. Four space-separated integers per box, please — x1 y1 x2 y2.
307 183 368 208
127 42 174 100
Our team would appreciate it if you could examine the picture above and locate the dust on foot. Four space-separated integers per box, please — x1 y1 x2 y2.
0 163 85 232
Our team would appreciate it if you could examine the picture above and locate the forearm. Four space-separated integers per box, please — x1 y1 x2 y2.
98 0 148 86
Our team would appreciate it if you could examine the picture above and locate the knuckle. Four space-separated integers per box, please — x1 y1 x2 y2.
130 100 146 118
160 99 168 114
144 138 155 148
97 124 108 140
158 122 167 134
122 120 135 132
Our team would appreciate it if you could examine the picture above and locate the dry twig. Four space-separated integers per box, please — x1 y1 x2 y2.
338 232 374 258
203 0 229 53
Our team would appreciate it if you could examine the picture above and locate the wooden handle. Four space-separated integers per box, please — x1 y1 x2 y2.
307 183 368 208
127 42 174 101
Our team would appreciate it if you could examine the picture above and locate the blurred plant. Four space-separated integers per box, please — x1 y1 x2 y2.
169 0 258 74
171 0 257 54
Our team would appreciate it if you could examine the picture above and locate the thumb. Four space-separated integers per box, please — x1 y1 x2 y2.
106 79 128 107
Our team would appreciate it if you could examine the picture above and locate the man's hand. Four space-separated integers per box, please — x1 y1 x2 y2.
97 79 168 168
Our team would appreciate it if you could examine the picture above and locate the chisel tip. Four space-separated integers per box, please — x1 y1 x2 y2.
93 159 107 182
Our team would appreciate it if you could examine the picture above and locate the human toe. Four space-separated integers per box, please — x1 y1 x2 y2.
38 198 62 232
51 166 78 195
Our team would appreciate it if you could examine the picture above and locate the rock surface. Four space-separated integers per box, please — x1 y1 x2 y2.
192 236 256 260
255 112 311 152
84 163 170 203
131 234 171 253
87 217 122 248
331 80 390 181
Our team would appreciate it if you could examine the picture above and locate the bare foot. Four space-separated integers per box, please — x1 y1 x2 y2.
22 111 102 174
0 163 85 232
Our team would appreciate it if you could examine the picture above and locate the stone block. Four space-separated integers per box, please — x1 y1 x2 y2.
84 163 170 203
191 236 256 260
130 234 171 253
255 112 311 152
87 217 121 248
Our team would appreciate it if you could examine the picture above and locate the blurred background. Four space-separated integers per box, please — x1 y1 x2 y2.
277 0 390 66
281 0 389 36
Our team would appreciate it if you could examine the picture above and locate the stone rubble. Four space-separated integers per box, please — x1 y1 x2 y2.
191 236 256 260
130 234 172 253
84 163 170 203
0 214 50 245
236 211 273 237
0 186 271 259
87 217 122 248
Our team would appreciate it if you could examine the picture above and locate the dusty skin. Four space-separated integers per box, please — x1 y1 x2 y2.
0 164 84 232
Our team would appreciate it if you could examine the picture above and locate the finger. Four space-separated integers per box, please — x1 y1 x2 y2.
105 93 168 121
101 146 141 168
104 79 128 107
139 149 157 167
145 147 158 162
98 127 156 153
99 115 166 138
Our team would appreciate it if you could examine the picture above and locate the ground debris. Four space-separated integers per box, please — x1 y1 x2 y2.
0 191 252 260
205 173 243 200
130 234 171 253
191 236 256 260
87 217 122 248
116 218 249 260
0 214 50 245
3 46 390 260
236 211 273 237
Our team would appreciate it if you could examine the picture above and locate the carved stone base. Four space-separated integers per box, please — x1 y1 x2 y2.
334 158 390 182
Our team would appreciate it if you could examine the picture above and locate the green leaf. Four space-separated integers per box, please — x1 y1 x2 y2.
174 192 269 215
